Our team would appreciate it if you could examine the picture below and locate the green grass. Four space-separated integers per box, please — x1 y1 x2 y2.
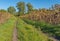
17 18 49 41
22 19 60 40
0 16 16 41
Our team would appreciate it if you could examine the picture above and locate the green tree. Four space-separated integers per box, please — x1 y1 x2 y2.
16 2 25 16
27 3 33 13
7 6 16 14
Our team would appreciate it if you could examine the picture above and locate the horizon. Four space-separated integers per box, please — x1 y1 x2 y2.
0 0 60 10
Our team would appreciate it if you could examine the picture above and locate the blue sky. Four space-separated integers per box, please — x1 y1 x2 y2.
0 0 60 10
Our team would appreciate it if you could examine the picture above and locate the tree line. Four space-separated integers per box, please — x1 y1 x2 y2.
0 1 60 17
7 2 33 16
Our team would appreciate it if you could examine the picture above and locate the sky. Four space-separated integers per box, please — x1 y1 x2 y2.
0 0 60 10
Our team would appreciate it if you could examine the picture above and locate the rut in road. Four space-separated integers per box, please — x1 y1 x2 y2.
12 21 18 41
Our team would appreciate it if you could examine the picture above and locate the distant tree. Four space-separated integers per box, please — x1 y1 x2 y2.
7 6 16 15
39 8 47 13
52 4 60 12
16 2 25 16
0 9 7 12
27 3 33 13
55 4 60 12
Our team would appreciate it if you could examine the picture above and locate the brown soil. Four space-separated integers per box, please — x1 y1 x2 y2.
12 21 18 41
12 27 17 41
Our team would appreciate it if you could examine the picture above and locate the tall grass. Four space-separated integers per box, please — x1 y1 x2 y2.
22 19 60 40
0 16 16 41
17 18 49 41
